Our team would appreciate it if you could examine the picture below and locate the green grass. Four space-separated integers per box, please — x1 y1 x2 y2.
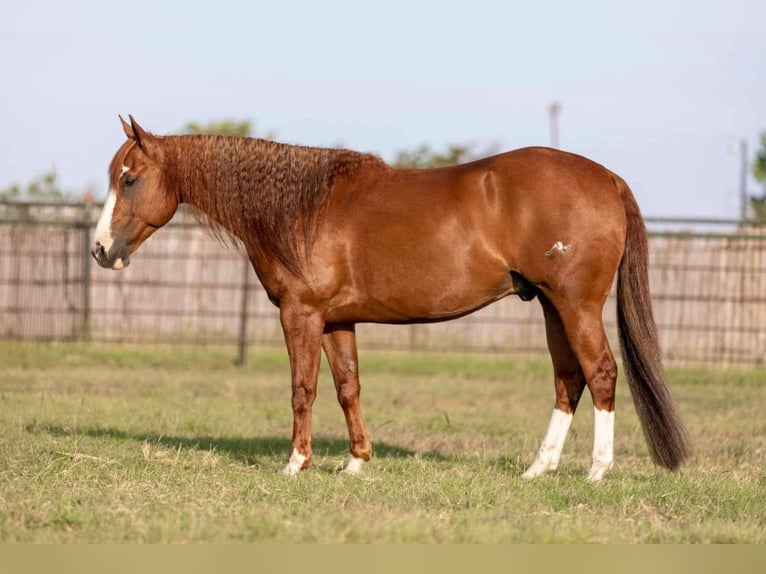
0 341 764 543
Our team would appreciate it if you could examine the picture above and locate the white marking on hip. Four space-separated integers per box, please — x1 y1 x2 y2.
522 408 573 479
94 189 117 252
545 241 573 257
588 408 615 482
341 455 364 475
282 448 306 477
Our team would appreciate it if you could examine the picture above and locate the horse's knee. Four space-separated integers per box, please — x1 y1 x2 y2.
336 378 360 409
291 384 317 415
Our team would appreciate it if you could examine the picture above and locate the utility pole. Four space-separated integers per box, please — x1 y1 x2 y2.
739 139 749 222
549 102 561 149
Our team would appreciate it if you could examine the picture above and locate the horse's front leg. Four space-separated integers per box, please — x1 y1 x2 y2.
322 323 371 474
280 303 325 476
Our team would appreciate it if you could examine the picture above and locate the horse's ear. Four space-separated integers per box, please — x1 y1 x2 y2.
119 115 134 140
128 115 151 149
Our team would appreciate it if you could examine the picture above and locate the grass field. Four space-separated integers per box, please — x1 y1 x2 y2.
0 341 764 543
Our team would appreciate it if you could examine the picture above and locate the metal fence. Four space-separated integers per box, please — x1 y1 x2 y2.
1 201 765 366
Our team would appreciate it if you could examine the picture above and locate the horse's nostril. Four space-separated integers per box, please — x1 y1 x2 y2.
91 242 106 261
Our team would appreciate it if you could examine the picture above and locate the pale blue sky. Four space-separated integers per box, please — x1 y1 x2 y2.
1 0 764 218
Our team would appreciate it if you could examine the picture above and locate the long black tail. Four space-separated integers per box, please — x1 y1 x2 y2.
615 174 690 469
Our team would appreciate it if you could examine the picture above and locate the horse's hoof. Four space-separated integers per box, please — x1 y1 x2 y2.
522 459 558 479
283 448 307 477
586 461 613 482
339 456 365 475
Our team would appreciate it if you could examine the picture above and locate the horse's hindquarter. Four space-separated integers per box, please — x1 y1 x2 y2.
314 148 627 324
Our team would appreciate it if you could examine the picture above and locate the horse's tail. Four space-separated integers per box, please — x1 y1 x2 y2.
614 173 690 469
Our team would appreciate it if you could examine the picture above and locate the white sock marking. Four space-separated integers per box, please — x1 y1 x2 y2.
341 455 364 475
282 448 306 477
588 408 615 482
523 409 573 479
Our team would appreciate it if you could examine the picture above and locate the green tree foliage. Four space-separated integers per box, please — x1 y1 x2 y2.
0 170 73 202
751 131 766 222
0 170 91 222
751 196 766 223
179 119 278 141
392 142 497 169
753 132 766 183
181 119 253 137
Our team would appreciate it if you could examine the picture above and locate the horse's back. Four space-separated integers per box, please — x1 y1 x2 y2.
331 145 628 270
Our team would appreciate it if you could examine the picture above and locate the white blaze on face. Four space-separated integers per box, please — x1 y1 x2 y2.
93 165 129 269
94 189 117 253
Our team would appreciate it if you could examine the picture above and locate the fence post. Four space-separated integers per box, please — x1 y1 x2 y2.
79 198 92 341
236 255 251 365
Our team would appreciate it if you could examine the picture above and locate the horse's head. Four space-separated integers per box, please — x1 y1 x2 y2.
91 115 178 269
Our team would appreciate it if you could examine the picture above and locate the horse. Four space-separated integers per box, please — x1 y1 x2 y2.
92 115 689 481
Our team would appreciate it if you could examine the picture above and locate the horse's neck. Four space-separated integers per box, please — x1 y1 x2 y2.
164 135 383 275
168 136 228 201
166 136 253 235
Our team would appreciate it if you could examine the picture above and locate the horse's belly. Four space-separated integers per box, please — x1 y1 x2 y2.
327 260 517 324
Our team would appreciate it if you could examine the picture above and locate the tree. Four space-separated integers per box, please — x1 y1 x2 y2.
751 132 766 222
753 132 766 183
179 119 277 141
392 142 498 169
181 119 253 137
0 170 92 222
0 170 78 202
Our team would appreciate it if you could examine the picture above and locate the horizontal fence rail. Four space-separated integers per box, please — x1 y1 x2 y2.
1 201 765 366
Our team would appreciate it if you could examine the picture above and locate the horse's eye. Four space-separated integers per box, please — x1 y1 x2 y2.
123 177 136 188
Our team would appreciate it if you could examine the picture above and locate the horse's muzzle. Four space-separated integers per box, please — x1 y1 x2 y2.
91 241 129 270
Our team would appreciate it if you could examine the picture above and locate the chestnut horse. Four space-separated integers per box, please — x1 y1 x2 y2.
92 115 689 481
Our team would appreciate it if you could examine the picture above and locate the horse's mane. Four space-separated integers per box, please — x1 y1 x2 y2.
163 135 385 276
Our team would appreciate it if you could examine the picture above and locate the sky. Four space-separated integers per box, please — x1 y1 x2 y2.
1 0 764 219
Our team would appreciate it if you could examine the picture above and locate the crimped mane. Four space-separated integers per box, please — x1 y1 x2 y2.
161 135 384 276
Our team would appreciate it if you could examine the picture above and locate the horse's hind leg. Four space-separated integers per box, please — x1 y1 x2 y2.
523 294 587 478
322 323 372 474
552 298 618 482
